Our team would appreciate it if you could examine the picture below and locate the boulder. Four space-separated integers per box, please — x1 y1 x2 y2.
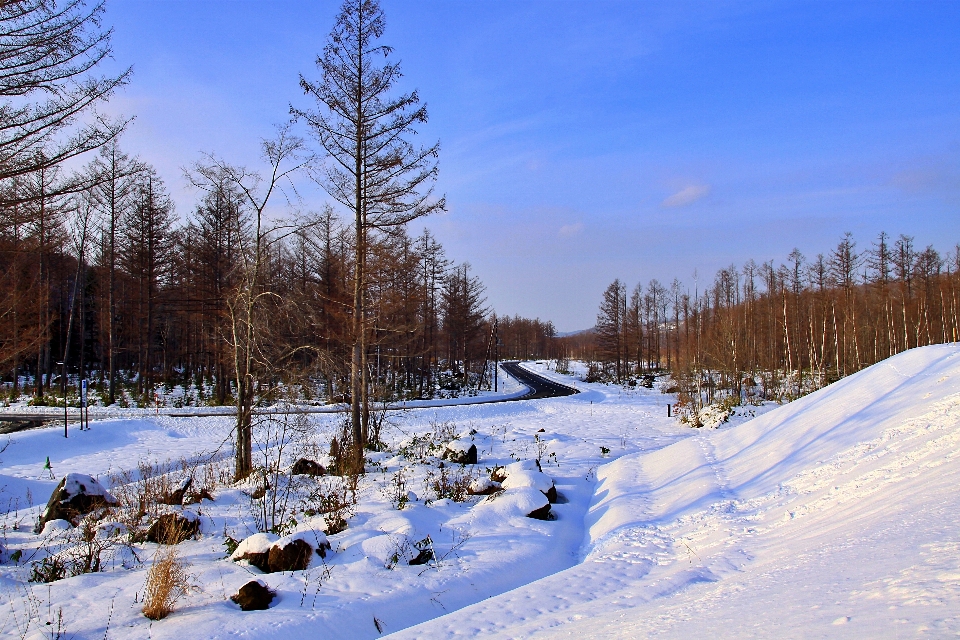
231 580 275 611
408 547 433 566
37 474 118 532
231 532 278 572
441 439 477 465
184 488 214 505
527 503 552 520
467 477 502 496
277 529 332 561
291 458 325 477
267 538 312 572
232 530 331 573
500 469 557 503
491 459 541 483
477 486 551 521
146 511 200 544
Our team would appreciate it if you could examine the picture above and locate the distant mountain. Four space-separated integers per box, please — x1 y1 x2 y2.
557 328 595 338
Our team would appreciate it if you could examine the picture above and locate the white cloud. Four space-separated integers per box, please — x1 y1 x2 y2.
558 222 584 237
661 184 711 208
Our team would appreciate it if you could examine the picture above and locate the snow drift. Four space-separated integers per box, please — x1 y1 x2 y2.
393 345 960 638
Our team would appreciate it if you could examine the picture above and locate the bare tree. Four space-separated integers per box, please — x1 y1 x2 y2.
0 0 132 206
90 140 142 404
188 125 309 480
294 0 445 468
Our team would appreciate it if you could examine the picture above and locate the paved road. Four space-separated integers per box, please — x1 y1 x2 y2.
0 362 578 429
498 361 579 399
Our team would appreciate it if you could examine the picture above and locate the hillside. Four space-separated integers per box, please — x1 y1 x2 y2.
393 345 960 638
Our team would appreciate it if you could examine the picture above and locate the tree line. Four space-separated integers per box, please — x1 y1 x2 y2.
588 232 960 421
0 0 561 478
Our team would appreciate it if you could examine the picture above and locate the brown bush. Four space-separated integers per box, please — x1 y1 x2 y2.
142 548 191 620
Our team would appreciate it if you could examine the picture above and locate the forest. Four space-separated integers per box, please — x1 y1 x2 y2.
0 0 563 478
587 232 960 425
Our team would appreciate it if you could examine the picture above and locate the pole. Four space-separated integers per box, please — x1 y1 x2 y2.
58 362 67 438
494 318 499 393
80 379 87 430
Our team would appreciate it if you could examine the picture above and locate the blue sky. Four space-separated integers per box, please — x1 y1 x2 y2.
102 0 960 332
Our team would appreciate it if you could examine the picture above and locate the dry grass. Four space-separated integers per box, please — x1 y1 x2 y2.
142 548 191 620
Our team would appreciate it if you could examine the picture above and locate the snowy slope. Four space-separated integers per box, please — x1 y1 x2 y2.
391 345 960 638
0 361 686 639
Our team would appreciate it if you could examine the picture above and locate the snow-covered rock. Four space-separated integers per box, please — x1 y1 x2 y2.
231 580 275 611
37 473 118 532
477 486 551 520
231 532 279 572
491 459 541 482
467 477 501 495
441 438 477 464
500 469 557 503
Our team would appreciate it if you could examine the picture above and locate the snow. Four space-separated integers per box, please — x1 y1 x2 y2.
475 486 548 519
394 345 960 638
232 533 279 559
500 469 554 494
443 438 475 454
61 473 114 500
0 346 959 638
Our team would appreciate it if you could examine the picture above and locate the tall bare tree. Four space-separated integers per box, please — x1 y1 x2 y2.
294 0 445 467
188 125 309 480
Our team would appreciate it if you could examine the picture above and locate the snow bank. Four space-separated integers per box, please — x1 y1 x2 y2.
393 345 960 638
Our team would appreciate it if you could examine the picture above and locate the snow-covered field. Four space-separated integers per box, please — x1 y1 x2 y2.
1 347 959 638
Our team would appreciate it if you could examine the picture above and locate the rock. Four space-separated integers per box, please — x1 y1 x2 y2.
146 511 200 544
37 473 118 532
441 439 477 465
278 529 332 561
231 580 275 611
527 503 552 520
467 477 502 496
291 458 325 477
408 547 433 565
477 486 551 521
232 530 331 573
544 485 558 503
160 476 193 505
267 538 313 572
500 469 557 503
231 533 279 572
491 459 541 483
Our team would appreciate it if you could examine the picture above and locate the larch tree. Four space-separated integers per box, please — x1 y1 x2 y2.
90 139 142 404
0 0 131 207
293 0 445 469
596 279 626 381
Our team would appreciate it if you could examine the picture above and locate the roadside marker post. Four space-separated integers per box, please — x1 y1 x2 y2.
80 379 87 430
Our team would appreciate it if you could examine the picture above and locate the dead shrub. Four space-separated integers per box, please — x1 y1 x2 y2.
427 466 473 503
302 475 357 535
142 548 191 620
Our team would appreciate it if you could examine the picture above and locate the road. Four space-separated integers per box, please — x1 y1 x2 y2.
0 362 577 429
498 361 579 399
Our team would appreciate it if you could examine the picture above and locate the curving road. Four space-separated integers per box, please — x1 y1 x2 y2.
499 361 579 400
0 362 577 429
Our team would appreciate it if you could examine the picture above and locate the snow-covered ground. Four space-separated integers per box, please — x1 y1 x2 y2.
1 347 959 638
